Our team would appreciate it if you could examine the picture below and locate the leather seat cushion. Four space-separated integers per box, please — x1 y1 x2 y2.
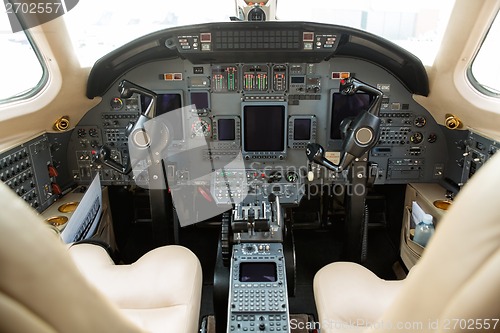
314 262 404 333
68 244 202 333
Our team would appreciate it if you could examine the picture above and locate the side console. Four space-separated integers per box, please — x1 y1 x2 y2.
227 243 290 333
460 131 499 184
0 134 58 212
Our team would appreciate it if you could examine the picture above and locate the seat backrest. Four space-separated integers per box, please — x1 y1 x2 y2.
0 182 143 333
367 152 500 332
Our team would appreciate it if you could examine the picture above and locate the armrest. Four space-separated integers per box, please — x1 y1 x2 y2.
70 239 118 264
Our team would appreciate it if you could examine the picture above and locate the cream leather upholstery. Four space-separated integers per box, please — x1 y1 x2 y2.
314 152 500 332
0 181 202 333
68 244 202 333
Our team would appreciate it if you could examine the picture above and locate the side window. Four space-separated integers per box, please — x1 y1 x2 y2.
469 11 500 96
0 12 46 103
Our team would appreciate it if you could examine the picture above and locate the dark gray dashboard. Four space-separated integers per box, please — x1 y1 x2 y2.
86 22 429 98
72 22 447 205
70 55 446 205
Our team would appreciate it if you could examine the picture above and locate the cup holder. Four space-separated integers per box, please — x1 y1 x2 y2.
58 201 79 213
45 216 68 227
433 200 452 211
47 225 61 235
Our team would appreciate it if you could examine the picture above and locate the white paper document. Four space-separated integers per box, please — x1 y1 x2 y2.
61 175 102 243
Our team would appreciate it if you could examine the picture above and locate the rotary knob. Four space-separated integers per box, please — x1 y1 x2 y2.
242 244 258 255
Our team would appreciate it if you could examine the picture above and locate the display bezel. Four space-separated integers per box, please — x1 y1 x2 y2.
239 262 277 283
241 101 288 159
140 90 185 142
288 115 317 149
327 89 373 150
211 115 241 145
189 90 211 112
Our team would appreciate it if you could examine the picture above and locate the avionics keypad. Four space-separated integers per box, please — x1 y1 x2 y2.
227 243 290 332
231 284 286 312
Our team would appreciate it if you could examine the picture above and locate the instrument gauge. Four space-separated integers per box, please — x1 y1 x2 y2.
410 132 424 144
268 171 282 183
88 128 99 138
110 97 124 111
414 116 426 128
286 171 298 183
191 119 212 137
428 133 438 143
77 128 86 138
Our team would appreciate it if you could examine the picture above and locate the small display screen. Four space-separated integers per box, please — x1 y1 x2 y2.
141 94 182 116
243 105 285 152
293 119 311 140
218 118 236 141
239 262 277 282
291 76 305 84
141 93 183 140
190 91 210 109
200 33 211 42
330 93 373 140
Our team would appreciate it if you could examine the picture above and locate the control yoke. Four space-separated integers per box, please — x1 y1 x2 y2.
118 80 157 118
306 77 383 172
94 80 158 174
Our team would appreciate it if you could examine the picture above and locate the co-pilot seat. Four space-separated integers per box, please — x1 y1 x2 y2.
313 152 500 332
0 181 202 333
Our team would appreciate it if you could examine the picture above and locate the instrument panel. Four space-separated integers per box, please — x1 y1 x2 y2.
58 22 453 204
67 55 448 207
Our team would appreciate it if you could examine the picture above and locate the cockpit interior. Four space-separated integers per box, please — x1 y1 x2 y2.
1 0 499 332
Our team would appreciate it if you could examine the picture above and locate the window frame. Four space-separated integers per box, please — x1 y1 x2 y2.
467 10 500 98
0 16 49 105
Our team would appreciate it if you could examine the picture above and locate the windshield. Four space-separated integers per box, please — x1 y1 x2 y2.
64 0 454 67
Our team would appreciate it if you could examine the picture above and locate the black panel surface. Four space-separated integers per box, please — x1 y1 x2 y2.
87 22 428 98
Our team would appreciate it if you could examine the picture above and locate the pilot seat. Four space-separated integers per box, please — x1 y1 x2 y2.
0 181 202 333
